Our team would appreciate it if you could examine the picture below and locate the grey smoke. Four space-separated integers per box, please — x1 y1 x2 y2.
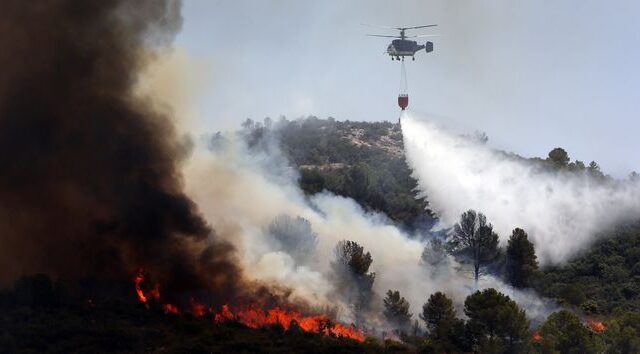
267 214 319 266
182 124 555 326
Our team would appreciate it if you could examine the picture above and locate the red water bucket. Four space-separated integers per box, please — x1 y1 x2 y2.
398 94 408 110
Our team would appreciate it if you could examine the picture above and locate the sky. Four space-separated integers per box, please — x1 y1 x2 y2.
175 0 640 177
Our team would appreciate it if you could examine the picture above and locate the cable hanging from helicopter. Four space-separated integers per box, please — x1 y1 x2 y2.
398 61 408 110
363 23 438 111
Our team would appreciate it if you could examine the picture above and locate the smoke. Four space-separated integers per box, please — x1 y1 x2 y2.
0 0 562 326
0 0 240 302
402 112 640 264
183 127 554 326
266 214 319 266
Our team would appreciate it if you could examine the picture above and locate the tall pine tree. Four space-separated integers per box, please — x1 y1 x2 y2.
421 292 469 353
420 292 456 331
446 210 499 284
383 290 412 332
505 228 538 288
464 288 530 353
331 240 375 326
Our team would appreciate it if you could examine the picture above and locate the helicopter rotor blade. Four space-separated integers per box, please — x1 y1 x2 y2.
366 34 400 38
399 24 438 30
362 23 438 31
406 34 440 38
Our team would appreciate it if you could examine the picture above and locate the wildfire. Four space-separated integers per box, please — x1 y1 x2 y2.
149 284 160 300
531 331 542 341
587 319 605 332
132 272 364 342
213 304 365 342
133 269 160 303
190 297 207 317
163 303 179 314
134 271 147 303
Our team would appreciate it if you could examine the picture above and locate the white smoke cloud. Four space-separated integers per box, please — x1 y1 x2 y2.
183 134 427 321
402 112 640 264
182 128 554 326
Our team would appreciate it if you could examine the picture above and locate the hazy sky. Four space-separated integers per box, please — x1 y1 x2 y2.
176 1 640 176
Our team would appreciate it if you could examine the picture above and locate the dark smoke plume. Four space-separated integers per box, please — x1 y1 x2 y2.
0 0 239 303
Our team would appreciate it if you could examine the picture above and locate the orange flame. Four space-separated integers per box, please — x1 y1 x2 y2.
134 270 148 303
213 304 364 341
163 303 179 314
149 284 160 301
190 297 207 317
132 273 363 341
214 304 234 322
532 331 542 341
587 319 605 332
134 270 161 303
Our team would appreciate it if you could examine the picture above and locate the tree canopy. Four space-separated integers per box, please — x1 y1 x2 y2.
267 214 318 264
383 290 412 332
534 222 640 315
602 311 640 353
331 240 376 325
505 228 538 288
464 288 530 353
419 292 469 353
249 116 434 230
447 210 500 283
537 310 603 354
547 147 570 167
421 238 448 271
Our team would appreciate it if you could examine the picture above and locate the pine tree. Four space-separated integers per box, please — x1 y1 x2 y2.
588 161 605 179
464 288 530 353
420 292 470 353
446 210 499 284
505 228 538 288
331 240 375 325
420 291 456 330
547 147 570 167
421 238 448 270
267 214 318 264
383 290 412 332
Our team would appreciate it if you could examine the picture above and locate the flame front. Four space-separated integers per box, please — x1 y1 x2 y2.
134 269 160 304
134 270 148 303
213 304 365 341
190 297 207 317
132 273 364 342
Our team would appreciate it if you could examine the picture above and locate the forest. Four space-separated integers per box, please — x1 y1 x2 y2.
2 117 639 353
247 116 640 352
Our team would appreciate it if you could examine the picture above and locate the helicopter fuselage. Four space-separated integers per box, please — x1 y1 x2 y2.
387 39 423 57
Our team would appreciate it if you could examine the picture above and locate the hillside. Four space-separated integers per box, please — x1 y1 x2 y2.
0 292 406 354
2 117 639 353
535 222 640 315
245 116 640 317
242 116 434 231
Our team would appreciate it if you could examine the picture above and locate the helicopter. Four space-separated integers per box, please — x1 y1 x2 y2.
364 24 438 61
